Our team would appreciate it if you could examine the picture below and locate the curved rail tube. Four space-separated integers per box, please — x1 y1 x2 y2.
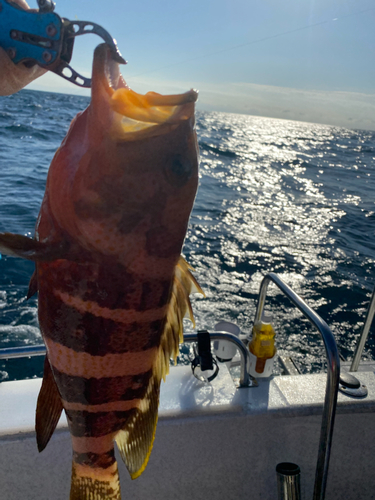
0 344 46 359
184 331 253 387
255 272 340 500
0 334 253 386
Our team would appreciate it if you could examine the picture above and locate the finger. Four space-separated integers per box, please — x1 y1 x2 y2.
0 47 47 96
11 0 31 9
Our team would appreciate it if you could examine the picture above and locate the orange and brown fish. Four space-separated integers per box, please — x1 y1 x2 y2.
0 44 202 499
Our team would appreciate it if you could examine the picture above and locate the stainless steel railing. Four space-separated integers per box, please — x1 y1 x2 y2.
0 344 46 359
255 273 340 500
184 331 253 387
0 332 253 387
350 283 375 372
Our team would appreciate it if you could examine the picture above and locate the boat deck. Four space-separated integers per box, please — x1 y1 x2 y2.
1 363 375 499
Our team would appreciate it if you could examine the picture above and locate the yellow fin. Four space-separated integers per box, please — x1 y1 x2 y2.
115 376 160 480
154 256 204 381
177 257 205 297
36 356 63 452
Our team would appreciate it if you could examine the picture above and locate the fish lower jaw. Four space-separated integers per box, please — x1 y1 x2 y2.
109 89 198 140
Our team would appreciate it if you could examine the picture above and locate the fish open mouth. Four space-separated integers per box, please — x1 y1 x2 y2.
92 44 198 140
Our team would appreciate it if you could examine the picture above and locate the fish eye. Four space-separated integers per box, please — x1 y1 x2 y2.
164 155 193 187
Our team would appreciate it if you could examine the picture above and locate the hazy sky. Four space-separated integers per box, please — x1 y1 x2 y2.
28 0 375 130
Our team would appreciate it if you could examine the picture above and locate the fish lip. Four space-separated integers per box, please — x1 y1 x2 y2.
92 44 128 96
105 49 128 93
92 44 198 140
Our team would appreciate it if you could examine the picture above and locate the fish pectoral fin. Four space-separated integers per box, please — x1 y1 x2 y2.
27 268 38 299
115 378 160 480
36 356 63 452
0 232 68 261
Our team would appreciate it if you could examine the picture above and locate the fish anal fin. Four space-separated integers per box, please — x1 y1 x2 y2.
36 356 63 452
0 232 68 262
115 378 160 480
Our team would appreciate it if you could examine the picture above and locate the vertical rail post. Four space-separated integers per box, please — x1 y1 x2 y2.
350 284 375 372
255 273 340 500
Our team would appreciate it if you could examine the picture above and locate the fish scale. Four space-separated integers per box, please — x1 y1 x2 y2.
0 43 202 500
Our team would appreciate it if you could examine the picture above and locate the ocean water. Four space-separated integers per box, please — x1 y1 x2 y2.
0 89 374 381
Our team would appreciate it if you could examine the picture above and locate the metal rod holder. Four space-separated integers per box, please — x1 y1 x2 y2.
255 273 340 500
184 331 254 387
276 462 301 500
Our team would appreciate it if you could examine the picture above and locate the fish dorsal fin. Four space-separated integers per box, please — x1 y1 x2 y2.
115 256 203 479
36 356 63 452
156 256 204 380
0 233 68 262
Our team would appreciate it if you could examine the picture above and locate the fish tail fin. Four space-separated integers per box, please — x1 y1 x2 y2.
70 449 121 500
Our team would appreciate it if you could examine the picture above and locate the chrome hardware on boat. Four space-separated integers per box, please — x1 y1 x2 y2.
338 371 368 398
184 331 257 388
350 283 375 372
276 462 301 500
0 344 46 359
255 272 340 500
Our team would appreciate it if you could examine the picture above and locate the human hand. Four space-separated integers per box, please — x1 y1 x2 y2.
0 0 46 96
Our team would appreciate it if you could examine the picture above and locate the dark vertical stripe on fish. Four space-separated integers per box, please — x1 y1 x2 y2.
52 367 153 404
39 259 171 310
66 409 139 438
39 293 166 354
73 450 117 469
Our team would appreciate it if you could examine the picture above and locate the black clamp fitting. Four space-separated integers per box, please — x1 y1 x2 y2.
191 330 219 383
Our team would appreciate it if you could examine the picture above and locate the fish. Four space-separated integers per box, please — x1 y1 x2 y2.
0 43 202 499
